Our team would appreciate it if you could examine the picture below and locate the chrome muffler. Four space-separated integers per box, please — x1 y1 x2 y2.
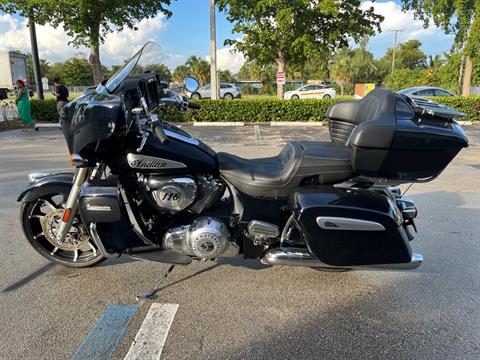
261 247 423 270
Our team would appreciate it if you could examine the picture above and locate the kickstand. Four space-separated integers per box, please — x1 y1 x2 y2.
136 264 175 301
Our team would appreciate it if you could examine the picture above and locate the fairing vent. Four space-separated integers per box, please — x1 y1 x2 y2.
329 119 356 145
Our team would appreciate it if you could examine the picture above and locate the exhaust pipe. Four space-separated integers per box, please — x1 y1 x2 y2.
261 247 423 270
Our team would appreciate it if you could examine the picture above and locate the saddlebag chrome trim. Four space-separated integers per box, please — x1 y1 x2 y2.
316 216 385 231
261 247 423 270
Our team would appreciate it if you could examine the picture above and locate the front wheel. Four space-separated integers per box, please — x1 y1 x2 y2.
190 93 201 99
20 189 105 267
323 94 331 99
291 94 300 100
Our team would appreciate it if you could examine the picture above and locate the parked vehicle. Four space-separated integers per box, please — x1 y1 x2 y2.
17 43 468 297
284 84 336 99
0 52 28 92
398 86 455 98
186 82 241 99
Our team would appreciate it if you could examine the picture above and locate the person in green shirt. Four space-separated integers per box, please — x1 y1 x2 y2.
15 79 37 131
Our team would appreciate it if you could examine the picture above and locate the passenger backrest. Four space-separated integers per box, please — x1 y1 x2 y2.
326 88 395 145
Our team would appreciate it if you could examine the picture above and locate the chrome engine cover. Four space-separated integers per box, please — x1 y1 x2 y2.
163 217 238 260
148 177 197 212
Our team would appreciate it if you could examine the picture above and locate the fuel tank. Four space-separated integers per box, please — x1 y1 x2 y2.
121 123 217 175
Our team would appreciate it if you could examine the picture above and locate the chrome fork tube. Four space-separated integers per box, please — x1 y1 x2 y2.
56 167 89 241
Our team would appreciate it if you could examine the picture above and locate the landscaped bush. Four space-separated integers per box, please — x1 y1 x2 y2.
426 96 480 122
31 99 58 122
29 96 480 123
156 97 355 123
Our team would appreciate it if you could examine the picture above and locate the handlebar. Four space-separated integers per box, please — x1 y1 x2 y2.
152 121 170 145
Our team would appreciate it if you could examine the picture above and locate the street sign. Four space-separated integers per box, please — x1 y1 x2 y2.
276 71 285 85
41 77 49 91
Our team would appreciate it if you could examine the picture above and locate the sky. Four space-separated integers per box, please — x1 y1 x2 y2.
0 0 455 73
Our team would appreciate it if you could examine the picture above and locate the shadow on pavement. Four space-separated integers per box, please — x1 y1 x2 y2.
2 262 56 292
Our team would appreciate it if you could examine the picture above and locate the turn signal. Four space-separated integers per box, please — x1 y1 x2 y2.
68 154 87 167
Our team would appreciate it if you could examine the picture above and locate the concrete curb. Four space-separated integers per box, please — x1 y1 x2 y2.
458 121 473 126
193 122 245 126
37 123 61 128
270 122 324 127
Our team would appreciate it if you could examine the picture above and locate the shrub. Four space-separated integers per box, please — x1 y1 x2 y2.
30 96 480 123
156 98 341 123
426 96 480 122
31 99 58 122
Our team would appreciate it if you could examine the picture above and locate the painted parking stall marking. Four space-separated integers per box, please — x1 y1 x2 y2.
72 304 139 360
124 303 179 360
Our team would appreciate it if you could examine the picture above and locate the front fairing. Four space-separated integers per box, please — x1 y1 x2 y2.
61 90 123 154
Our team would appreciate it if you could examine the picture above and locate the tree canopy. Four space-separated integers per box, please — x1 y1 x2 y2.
401 0 480 95
382 39 427 70
0 0 172 84
217 0 382 98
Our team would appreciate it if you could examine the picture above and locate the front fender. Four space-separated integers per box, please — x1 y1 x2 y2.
17 172 74 203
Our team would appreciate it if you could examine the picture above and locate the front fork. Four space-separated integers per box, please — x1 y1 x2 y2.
55 167 90 242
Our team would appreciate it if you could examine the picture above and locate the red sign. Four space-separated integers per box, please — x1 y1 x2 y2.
276 71 286 84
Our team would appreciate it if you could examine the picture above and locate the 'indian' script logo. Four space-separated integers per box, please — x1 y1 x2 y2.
126 154 187 170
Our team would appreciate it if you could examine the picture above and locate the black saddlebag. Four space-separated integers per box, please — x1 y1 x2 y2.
290 186 412 266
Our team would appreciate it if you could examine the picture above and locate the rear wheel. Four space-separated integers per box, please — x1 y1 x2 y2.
223 92 233 100
20 190 105 267
323 94 331 99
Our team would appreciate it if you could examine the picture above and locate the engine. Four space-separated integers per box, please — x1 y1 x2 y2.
142 175 225 213
163 217 239 260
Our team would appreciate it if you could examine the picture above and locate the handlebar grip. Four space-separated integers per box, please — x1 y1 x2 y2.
153 122 170 145
188 102 201 110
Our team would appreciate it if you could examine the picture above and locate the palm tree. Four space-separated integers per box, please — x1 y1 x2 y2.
185 56 210 85
329 48 354 96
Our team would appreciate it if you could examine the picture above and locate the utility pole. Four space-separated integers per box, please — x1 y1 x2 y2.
28 16 44 100
389 29 403 74
210 0 219 100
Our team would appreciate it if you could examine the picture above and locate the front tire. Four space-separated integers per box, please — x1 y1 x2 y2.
191 93 201 99
291 94 300 100
20 189 105 268
323 94 331 99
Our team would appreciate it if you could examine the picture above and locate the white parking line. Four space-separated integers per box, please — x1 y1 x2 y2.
124 303 179 360
254 125 263 142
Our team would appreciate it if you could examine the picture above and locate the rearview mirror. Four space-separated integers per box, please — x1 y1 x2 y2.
183 77 200 93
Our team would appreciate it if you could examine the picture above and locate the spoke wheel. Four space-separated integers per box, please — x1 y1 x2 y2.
21 190 105 267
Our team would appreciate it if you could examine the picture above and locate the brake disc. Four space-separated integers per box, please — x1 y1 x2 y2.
41 209 90 251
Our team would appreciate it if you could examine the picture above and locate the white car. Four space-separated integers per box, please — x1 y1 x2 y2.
185 83 241 100
284 84 336 100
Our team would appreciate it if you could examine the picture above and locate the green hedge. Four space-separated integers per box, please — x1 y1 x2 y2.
30 96 480 123
31 99 58 122
426 96 480 122
155 98 341 123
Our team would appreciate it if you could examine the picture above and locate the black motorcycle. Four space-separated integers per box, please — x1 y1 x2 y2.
18 43 468 296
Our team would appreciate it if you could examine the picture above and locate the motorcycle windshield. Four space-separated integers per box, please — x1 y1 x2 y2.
103 42 167 93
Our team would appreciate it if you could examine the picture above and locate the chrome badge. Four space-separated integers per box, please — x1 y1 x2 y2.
127 154 187 170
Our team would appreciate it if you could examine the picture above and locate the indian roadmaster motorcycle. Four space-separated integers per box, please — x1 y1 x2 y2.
18 43 468 298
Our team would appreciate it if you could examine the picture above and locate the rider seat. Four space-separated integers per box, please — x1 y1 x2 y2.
217 141 352 198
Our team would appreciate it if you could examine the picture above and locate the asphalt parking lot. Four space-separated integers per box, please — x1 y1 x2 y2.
0 124 479 360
